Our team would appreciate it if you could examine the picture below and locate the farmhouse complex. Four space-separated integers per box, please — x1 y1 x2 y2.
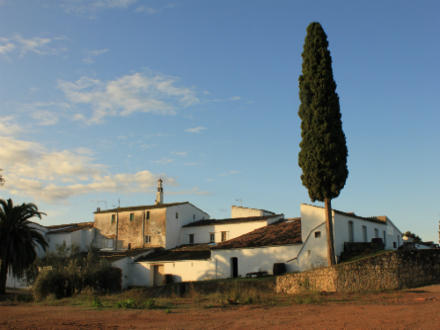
7 180 403 289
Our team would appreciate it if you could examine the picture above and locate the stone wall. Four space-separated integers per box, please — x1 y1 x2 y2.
276 250 440 294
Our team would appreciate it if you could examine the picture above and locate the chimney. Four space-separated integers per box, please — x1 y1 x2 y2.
155 178 163 205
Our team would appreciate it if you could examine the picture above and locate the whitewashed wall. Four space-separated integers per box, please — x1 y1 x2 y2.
212 244 302 278
165 204 210 249
180 216 282 246
300 204 403 262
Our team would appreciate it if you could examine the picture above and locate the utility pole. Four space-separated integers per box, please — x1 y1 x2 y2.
114 199 120 251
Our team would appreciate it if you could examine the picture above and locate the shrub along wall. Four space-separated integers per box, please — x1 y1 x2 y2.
276 250 440 294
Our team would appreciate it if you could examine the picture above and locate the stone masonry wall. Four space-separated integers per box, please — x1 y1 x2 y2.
276 250 440 294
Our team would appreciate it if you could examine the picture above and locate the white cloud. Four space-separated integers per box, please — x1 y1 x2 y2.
152 158 174 165
135 3 176 15
0 35 66 58
59 72 199 124
59 0 138 16
172 151 187 157
0 116 22 135
0 133 175 202
83 48 109 64
20 101 71 126
185 126 206 134
31 110 59 126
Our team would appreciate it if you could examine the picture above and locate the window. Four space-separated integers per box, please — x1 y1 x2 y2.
374 228 379 238
189 234 194 244
393 242 397 248
383 231 387 246
130 213 134 222
348 221 354 242
209 233 215 243
193 214 196 220
146 211 150 220
314 231 321 238
221 231 227 242
362 225 367 242
111 214 115 224
128 243 131 250
144 235 151 243
176 212 179 219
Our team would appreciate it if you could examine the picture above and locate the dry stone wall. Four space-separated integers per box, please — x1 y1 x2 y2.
277 250 440 294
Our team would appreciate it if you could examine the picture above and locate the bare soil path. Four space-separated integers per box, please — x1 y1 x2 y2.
2 285 440 329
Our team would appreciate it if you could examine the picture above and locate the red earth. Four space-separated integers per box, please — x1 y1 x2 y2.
1 285 440 329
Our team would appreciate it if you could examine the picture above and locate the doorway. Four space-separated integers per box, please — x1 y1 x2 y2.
152 264 164 286
231 257 238 278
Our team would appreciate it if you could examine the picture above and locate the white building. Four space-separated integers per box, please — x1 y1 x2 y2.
116 203 403 288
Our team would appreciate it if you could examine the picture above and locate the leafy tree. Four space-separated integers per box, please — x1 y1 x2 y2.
298 22 348 265
0 198 47 294
403 231 422 243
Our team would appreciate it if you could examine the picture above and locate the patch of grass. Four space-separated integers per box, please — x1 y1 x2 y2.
292 293 323 305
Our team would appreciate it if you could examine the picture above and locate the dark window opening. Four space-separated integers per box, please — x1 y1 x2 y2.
348 221 354 242
189 234 194 244
145 235 151 243
209 233 215 243
130 213 134 222
231 257 238 278
176 212 179 219
221 231 227 242
146 211 150 220
111 214 115 224
314 231 321 238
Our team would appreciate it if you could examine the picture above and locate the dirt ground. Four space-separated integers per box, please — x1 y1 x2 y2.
2 285 440 329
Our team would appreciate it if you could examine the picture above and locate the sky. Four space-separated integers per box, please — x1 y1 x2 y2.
0 0 439 242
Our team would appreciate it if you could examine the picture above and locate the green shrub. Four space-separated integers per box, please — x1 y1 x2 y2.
33 270 73 300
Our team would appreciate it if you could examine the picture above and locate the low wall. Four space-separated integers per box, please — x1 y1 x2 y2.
276 250 440 294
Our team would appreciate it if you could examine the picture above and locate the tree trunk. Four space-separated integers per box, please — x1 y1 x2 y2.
324 198 336 266
0 259 8 294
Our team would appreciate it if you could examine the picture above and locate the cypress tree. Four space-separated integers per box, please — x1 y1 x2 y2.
298 22 348 265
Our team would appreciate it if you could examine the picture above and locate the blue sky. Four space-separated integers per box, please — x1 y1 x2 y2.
0 0 439 241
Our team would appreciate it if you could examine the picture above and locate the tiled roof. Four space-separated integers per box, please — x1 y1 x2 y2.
183 214 283 227
137 245 211 262
334 209 387 224
231 205 275 215
94 202 189 214
98 248 154 262
46 222 94 234
302 204 389 225
212 219 302 250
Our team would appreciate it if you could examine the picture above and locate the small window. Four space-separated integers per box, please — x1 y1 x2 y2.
111 214 115 224
193 214 196 220
130 213 134 222
348 221 354 242
209 233 215 243
128 243 131 250
383 231 387 245
393 242 397 248
144 235 151 243
362 225 367 242
189 234 194 244
146 211 150 220
374 228 379 238
221 231 227 242
314 231 321 238
176 212 179 219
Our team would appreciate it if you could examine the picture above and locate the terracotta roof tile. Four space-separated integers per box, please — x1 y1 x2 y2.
46 222 94 234
183 214 283 227
212 219 302 250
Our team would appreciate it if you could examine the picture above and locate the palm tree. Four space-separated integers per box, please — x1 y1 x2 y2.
0 199 47 294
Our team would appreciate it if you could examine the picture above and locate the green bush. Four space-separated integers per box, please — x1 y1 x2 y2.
33 270 73 300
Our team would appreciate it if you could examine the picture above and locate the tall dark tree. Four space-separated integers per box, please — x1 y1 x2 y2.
298 22 348 266
0 199 47 294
